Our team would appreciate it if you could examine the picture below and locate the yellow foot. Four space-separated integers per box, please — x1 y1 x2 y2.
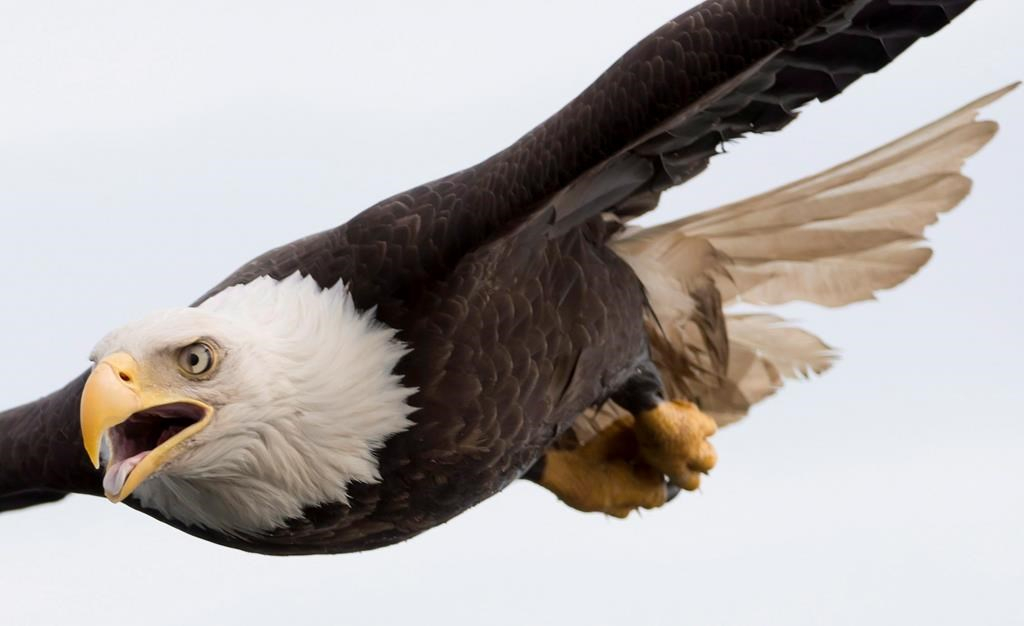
635 400 718 491
537 418 671 518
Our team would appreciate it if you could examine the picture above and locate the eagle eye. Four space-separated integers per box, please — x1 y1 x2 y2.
178 342 216 376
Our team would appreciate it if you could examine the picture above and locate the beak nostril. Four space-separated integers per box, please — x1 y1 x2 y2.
119 372 132 383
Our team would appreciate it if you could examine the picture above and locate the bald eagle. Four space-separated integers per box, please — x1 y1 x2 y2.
0 0 1014 554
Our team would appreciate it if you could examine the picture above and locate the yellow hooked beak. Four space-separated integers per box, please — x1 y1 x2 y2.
80 352 212 502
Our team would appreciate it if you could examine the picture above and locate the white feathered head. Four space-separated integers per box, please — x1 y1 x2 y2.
80 274 415 535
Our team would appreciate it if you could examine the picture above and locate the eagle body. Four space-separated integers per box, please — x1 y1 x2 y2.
0 0 1011 555
203 220 651 552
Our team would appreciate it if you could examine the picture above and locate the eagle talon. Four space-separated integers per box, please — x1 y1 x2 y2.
635 400 718 491
665 482 681 503
536 400 718 514
535 419 670 517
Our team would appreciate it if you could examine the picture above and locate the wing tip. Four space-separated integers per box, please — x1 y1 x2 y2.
964 82 1020 117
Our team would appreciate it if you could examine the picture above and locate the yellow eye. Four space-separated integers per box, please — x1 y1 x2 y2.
178 343 215 376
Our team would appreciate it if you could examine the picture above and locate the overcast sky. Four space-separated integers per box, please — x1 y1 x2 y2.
1 2 1021 625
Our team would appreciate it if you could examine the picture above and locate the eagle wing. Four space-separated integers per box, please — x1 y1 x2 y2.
1 0 982 511
200 0 980 311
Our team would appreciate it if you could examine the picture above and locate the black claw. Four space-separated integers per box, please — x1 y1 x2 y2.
665 482 681 503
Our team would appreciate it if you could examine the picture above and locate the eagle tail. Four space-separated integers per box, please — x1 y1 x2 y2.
568 84 1016 445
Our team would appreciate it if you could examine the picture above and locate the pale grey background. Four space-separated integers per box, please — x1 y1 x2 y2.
1 2 1021 625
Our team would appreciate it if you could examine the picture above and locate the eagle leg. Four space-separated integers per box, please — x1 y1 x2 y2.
527 416 674 518
613 363 718 492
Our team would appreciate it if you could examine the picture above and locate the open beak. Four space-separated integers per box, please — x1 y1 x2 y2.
81 352 212 502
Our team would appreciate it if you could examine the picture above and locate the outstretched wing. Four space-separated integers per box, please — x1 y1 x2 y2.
205 0 981 312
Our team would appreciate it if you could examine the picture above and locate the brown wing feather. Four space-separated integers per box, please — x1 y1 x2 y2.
656 84 1013 308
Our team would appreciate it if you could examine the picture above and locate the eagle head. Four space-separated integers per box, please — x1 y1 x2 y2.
80 273 415 535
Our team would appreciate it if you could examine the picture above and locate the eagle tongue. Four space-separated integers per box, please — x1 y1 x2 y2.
103 451 149 496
